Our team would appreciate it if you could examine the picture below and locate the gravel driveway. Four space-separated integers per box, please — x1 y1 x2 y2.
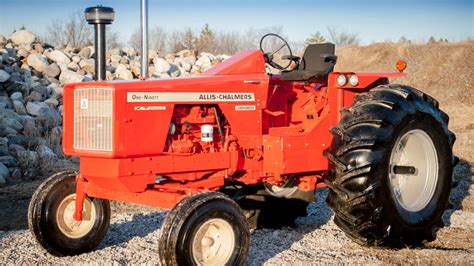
0 157 472 264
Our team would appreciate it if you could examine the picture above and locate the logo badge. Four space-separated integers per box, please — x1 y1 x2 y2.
80 98 89 109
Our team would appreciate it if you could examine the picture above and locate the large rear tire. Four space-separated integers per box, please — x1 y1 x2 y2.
28 171 111 256
325 84 455 246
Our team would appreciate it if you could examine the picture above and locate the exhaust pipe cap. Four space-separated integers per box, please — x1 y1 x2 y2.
85 6 115 25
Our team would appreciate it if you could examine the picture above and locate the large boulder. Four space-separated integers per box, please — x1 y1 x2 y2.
129 61 141 77
13 100 26 115
43 63 61 78
180 61 192 72
110 54 122 64
36 144 57 162
47 50 71 64
79 59 95 73
0 162 9 178
11 30 36 46
26 101 49 116
44 97 59 107
26 54 49 72
118 70 133 80
0 96 13 109
153 57 171 73
176 49 196 58
78 47 91 58
67 61 79 71
0 155 17 167
59 69 84 84
116 64 133 80
195 55 212 70
0 34 6 44
2 117 23 131
0 70 10 82
10 92 23 101
28 90 43 102
49 83 63 96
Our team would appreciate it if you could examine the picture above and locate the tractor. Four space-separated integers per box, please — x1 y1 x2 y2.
28 30 456 265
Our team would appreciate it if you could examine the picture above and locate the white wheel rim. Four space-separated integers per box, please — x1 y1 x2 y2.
56 194 96 238
389 129 439 212
192 218 235 265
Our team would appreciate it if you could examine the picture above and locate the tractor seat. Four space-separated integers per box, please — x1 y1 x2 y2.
281 43 337 83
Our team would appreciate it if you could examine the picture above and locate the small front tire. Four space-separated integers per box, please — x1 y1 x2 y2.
28 171 111 256
158 191 250 265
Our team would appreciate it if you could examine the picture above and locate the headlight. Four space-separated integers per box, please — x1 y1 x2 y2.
348 74 359 86
336 74 347 86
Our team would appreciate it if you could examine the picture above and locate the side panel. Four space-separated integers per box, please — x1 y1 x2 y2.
262 72 392 174
80 152 232 193
120 73 269 157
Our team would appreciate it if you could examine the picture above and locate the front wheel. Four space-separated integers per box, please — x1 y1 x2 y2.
28 171 111 256
158 191 250 265
325 84 455 246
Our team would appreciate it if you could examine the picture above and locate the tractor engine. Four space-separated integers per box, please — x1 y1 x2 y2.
165 105 227 155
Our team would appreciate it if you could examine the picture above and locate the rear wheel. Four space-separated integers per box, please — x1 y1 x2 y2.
28 171 111 256
325 84 455 246
158 191 250 265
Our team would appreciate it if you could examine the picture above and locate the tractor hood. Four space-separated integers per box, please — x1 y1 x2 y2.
203 50 266 75
62 49 270 158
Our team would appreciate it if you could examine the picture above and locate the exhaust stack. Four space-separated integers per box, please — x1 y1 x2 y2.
84 6 115 81
140 0 149 78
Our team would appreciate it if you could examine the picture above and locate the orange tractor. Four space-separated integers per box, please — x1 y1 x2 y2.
28 7 456 265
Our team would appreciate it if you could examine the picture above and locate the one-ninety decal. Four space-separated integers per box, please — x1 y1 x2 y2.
127 92 255 103
134 106 166 111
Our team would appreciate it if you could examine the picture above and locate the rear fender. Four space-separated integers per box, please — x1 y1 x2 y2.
329 72 407 90
327 71 408 127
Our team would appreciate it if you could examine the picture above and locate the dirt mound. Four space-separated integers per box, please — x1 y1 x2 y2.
335 41 474 106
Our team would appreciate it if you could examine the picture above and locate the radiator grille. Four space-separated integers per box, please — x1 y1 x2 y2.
74 88 114 152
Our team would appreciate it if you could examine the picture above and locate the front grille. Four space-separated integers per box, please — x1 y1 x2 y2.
74 87 114 152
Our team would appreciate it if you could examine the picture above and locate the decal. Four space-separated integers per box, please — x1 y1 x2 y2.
134 106 166 111
127 92 255 103
235 105 256 111
80 98 88 109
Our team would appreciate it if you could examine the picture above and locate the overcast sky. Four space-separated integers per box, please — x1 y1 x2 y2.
0 0 472 44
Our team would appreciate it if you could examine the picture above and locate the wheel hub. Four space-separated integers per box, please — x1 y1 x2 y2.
56 194 96 238
389 129 439 212
192 218 235 265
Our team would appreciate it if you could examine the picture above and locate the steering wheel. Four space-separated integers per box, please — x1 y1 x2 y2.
259 33 293 70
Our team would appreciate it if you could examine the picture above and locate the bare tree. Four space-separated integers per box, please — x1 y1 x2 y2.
150 26 168 53
215 31 242 55
107 30 122 50
130 26 167 53
182 28 196 51
326 26 359 46
129 29 141 51
46 11 92 49
129 24 290 55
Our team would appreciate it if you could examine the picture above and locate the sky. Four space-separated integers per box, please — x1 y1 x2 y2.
0 0 472 45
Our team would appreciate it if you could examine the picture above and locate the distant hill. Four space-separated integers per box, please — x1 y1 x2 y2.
335 41 474 106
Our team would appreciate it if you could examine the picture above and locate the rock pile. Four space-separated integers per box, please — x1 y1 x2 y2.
0 29 229 186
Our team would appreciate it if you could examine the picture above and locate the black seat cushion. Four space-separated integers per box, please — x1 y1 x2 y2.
281 43 336 82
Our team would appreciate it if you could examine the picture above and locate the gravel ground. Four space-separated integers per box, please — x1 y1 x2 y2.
0 156 472 264
1 108 473 264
